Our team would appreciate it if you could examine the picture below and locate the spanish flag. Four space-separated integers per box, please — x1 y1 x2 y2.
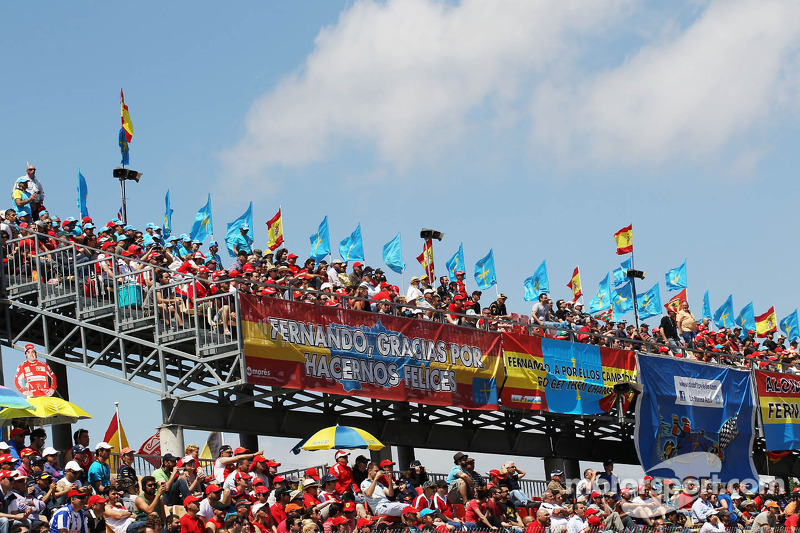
567 267 582 302
103 413 129 473
614 224 633 255
755 307 778 337
266 208 284 251
416 238 435 281
120 89 133 142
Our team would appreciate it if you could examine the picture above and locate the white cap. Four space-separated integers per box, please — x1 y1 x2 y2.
0 442 10 450
65 460 83 471
95 442 113 450
252 503 268 516
42 446 59 456
334 450 350 459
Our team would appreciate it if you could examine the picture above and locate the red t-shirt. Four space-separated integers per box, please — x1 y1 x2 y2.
785 513 798 529
304 492 320 509
412 494 432 511
526 521 546 533
464 500 487 524
270 503 287 525
180 514 205 533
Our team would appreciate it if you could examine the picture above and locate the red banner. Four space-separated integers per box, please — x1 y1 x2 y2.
241 295 503 410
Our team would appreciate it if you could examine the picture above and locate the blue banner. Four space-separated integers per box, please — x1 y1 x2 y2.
635 354 757 483
77 170 89 219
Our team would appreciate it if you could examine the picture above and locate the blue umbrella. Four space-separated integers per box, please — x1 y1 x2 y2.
0 386 35 410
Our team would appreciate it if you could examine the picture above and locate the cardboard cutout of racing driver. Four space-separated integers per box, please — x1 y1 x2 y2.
15 344 57 397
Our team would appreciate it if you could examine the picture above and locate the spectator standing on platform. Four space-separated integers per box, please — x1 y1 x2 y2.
597 460 619 494
659 309 681 349
676 302 698 347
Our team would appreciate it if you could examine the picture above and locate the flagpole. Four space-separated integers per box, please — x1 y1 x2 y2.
114 401 121 472
630 249 640 330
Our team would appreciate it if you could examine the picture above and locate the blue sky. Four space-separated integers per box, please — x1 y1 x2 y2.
1 0 798 477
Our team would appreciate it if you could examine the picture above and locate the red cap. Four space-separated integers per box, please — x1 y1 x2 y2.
255 485 269 494
68 489 85 498
184 495 202 508
588 516 603 526
197 266 210 274
20 448 36 457
357 518 375 528
0 454 14 463
233 447 249 455
82 216 93 224
272 475 286 483
643 475 653 481
454 294 465 300
288 253 298 259
305 468 320 481
127 245 140 254
235 472 252 480
353 262 363 268
229 270 241 278
252 478 265 486
266 460 281 467
205 484 222 495
332 516 349 525
343 502 356 512
120 251 132 257
193 252 205 259
488 469 505 479
391 285 399 293
590 490 603 498
455 270 465 276
585 508 600 516
242 265 254 273
24 344 35 351
88 495 107 506
380 282 390 288
402 507 418 516
379 460 395 468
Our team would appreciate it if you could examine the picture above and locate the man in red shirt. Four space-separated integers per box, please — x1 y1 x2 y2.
454 271 468 299
328 451 361 497
412 481 437 512
14 344 56 397
526 508 550 533
180 495 205 533
270 487 291 526
447 295 466 325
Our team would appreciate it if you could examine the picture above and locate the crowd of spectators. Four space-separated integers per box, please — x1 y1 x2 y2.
0 426 796 533
5 165 797 373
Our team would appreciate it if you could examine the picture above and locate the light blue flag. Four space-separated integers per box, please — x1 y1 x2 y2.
309 216 331 262
447 243 466 280
474 250 497 290
163 190 174 239
382 233 405 274
702 290 711 321
611 281 634 316
523 261 549 302
736 302 756 335
636 283 662 320
339 224 365 262
713 295 735 329
613 258 632 287
588 273 611 314
224 202 254 257
189 194 213 243
665 260 688 291
77 170 89 219
780 310 799 341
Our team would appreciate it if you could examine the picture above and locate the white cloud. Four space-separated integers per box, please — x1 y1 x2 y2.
224 0 800 183
533 0 800 169
222 0 629 180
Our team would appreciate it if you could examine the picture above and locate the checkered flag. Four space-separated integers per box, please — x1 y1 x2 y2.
718 417 738 450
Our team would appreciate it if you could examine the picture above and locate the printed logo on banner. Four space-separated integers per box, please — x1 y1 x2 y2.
673 376 723 408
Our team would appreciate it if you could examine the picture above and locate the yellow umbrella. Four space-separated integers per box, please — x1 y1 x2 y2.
291 425 384 454
0 396 92 426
